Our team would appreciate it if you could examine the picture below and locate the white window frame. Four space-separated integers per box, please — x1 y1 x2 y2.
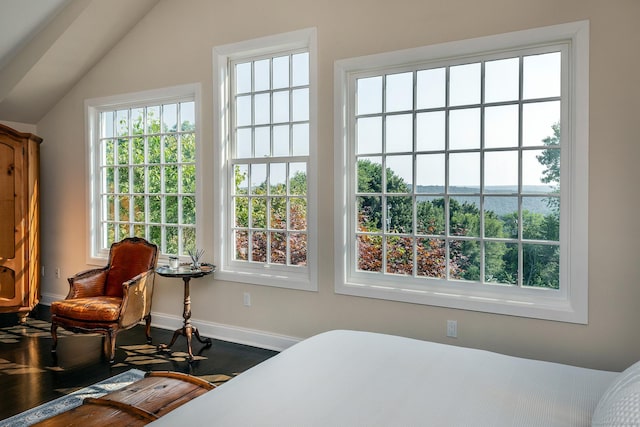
213 28 318 291
334 21 589 323
86 83 203 264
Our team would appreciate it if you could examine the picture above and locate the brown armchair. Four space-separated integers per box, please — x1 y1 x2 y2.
50 237 158 363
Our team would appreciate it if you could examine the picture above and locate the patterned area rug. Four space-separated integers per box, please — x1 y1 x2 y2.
0 369 145 427
0 318 236 421
0 319 73 345
0 318 230 374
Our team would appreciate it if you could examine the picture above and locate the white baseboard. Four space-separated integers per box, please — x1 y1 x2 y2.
39 292 300 352
149 311 300 352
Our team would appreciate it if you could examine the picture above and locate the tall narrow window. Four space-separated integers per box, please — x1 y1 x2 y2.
335 22 589 323
87 84 200 260
214 29 317 291
232 52 310 267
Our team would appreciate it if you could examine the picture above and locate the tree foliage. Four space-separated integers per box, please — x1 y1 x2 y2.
233 164 308 266
230 124 561 288
353 123 562 288
105 104 196 256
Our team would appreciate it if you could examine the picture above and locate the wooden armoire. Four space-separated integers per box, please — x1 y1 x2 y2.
0 123 42 321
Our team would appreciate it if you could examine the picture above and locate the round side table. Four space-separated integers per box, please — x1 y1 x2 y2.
156 263 216 361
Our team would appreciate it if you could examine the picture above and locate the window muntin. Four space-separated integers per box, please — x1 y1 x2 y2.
214 28 317 291
336 21 589 323
352 49 562 287
88 86 199 260
230 51 310 268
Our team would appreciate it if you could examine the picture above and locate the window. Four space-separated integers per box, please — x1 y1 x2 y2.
86 84 201 261
213 28 317 291
335 21 589 323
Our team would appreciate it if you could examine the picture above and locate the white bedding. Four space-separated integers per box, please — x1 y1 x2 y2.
151 330 618 427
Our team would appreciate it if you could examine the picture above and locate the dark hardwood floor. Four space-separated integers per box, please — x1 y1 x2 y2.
0 305 277 421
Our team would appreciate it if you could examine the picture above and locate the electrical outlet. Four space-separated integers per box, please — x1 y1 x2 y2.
41 266 45 277
243 292 251 307
446 320 457 338
55 268 61 279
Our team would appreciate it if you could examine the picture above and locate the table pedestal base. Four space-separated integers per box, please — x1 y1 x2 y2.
158 325 212 361
157 275 212 362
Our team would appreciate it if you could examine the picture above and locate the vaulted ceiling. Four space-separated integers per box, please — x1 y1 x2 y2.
0 0 159 124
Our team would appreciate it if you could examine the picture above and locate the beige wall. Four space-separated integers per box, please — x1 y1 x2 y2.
35 0 640 371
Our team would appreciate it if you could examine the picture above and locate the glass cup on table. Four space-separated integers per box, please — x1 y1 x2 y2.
169 256 180 270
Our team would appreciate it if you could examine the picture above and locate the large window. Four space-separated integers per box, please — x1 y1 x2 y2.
87 84 201 261
335 22 589 322
213 29 317 291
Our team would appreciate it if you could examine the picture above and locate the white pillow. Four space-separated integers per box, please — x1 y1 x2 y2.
592 360 640 426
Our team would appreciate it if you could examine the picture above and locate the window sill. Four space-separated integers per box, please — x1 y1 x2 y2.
335 277 586 324
216 265 317 292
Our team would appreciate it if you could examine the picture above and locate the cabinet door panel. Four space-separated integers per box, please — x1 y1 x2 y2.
0 142 15 259
0 267 15 299
0 125 41 315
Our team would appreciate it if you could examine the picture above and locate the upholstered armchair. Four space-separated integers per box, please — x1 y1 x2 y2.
50 237 158 363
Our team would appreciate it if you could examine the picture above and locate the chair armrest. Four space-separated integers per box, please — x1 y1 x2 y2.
66 267 109 299
119 269 156 328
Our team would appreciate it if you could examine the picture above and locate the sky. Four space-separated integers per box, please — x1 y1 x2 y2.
355 51 561 190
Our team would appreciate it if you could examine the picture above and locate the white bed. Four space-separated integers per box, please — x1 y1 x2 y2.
151 330 639 427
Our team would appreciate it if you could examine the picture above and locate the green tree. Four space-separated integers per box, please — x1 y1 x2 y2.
499 209 560 288
416 197 445 235
107 106 196 255
448 200 508 282
233 164 308 266
537 122 560 213
356 159 412 233
537 122 560 187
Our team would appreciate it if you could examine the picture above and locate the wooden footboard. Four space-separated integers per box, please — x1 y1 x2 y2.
33 371 215 426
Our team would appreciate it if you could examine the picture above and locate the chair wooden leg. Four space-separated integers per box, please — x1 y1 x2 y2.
104 331 117 364
102 334 110 359
144 314 152 344
51 322 58 353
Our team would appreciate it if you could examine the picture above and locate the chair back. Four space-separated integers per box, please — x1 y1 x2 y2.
104 238 158 297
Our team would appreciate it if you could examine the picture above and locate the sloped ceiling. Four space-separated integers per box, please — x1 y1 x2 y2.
0 0 69 70
0 0 159 124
